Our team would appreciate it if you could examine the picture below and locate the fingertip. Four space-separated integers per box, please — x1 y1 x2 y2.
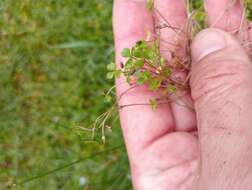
191 28 249 64
204 0 244 31
191 29 227 63
113 0 153 43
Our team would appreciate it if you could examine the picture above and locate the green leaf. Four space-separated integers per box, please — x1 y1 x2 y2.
114 70 121 78
132 47 142 58
149 78 161 91
162 85 177 95
136 71 151 85
169 85 177 93
106 72 114 79
160 57 165 66
142 71 151 80
107 62 116 71
149 98 157 110
143 48 155 60
147 0 154 11
163 68 171 76
124 59 133 69
105 94 112 102
121 48 131 58
135 59 145 68
137 76 145 85
137 40 147 49
126 76 132 84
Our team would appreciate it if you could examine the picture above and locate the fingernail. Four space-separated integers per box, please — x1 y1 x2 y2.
192 29 227 63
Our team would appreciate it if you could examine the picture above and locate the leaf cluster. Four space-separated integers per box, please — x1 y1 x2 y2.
108 40 178 97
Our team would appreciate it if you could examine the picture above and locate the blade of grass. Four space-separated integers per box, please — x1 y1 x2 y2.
16 144 124 186
51 41 96 49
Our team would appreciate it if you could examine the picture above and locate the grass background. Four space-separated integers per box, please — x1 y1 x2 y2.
0 0 252 190
0 0 131 189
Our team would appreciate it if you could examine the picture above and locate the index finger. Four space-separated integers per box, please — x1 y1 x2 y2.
113 0 175 155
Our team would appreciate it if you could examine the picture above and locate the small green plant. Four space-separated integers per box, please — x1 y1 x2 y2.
147 0 154 11
107 39 188 100
79 0 252 144
78 0 195 143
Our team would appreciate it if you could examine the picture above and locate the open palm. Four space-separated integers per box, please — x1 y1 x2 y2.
113 0 245 189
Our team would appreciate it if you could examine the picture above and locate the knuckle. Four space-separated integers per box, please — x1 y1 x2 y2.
190 57 252 102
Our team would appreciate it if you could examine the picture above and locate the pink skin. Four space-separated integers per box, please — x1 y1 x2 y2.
113 0 252 189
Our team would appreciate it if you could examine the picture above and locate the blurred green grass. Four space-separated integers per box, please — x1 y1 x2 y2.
1 0 252 190
0 0 131 189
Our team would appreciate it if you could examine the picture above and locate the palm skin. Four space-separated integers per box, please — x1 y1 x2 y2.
113 0 245 189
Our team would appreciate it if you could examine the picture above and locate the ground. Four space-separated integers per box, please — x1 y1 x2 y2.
0 1 131 189
0 0 252 190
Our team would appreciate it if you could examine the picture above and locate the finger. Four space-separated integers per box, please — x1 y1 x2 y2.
113 0 174 155
154 0 196 131
247 22 252 59
191 29 252 189
205 0 245 32
205 0 251 57
154 0 187 59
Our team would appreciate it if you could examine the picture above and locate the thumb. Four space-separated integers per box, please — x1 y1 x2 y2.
191 29 252 190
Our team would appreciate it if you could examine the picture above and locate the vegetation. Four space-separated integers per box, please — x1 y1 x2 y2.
0 0 251 190
0 0 131 189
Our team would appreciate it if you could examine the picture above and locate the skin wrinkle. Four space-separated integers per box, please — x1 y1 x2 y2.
177 176 194 190
193 79 252 110
121 107 174 150
197 88 252 189
192 82 233 103
141 128 173 150
131 132 198 190
171 161 198 190
137 133 198 165
191 57 251 83
191 57 252 103
193 76 252 112
114 0 252 188
137 159 197 190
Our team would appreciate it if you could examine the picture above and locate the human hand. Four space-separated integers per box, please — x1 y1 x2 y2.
113 0 252 189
